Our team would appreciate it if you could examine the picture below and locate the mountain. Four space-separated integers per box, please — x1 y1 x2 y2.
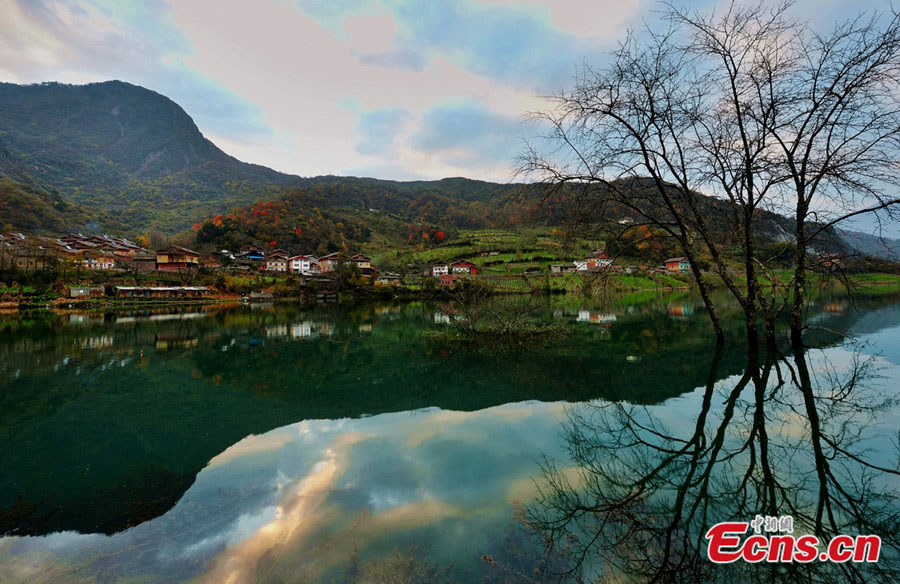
0 80 886 260
191 174 852 261
837 228 900 261
0 177 122 234
0 81 540 236
0 80 299 232
191 176 538 255
0 136 46 187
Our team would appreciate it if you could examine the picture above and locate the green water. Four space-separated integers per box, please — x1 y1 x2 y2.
1 292 899 582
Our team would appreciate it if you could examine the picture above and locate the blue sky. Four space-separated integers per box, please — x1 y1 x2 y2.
0 0 885 185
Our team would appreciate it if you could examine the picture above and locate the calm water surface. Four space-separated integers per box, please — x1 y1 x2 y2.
1 292 899 582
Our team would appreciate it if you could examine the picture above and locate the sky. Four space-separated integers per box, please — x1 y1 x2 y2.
0 0 880 184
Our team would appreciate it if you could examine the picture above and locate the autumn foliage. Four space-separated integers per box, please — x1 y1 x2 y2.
195 199 370 256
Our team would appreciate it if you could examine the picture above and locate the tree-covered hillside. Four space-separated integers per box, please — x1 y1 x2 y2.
192 178 542 254
0 81 547 235
191 174 858 261
0 177 121 234
0 81 298 231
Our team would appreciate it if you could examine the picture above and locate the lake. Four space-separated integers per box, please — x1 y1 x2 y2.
1 292 900 583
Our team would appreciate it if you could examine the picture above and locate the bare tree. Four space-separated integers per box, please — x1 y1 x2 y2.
0 244 12 283
119 256 154 286
519 1 900 349
424 280 564 346
174 264 199 285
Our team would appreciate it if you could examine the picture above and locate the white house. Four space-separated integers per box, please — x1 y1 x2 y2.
431 264 449 277
263 249 289 272
265 258 288 272
450 260 477 275
289 254 318 273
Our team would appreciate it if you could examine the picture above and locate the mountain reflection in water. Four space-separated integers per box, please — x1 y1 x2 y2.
0 293 899 583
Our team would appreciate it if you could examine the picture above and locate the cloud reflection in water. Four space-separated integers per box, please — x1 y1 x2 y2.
0 401 569 583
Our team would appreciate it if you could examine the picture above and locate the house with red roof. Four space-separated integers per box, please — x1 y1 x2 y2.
584 250 613 270
450 260 477 276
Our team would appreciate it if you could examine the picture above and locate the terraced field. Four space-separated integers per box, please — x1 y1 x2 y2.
371 228 710 292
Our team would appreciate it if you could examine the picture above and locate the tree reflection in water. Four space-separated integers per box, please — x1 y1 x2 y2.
526 340 900 583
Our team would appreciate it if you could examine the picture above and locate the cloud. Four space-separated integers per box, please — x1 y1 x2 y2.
335 0 627 93
0 0 273 142
148 61 273 142
341 96 537 181
9 0 870 185
395 1 602 91
292 0 378 38
353 38 429 72
164 0 551 178
351 105 412 156
0 0 636 180
480 0 645 39
411 98 524 166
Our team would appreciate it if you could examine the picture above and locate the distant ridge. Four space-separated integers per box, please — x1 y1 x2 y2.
837 228 900 261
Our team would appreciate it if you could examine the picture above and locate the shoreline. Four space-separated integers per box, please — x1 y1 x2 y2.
1 281 898 315
2 271 899 312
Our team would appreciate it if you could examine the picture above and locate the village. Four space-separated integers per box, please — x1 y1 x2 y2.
0 232 396 300
0 230 705 303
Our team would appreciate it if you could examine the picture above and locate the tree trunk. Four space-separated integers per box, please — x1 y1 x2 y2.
684 251 725 346
791 218 807 348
